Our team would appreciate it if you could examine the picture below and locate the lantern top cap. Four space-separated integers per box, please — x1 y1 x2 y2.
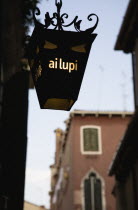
33 0 99 33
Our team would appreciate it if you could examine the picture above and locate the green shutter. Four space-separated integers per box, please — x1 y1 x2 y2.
83 128 99 152
94 179 102 210
84 174 103 210
84 179 92 210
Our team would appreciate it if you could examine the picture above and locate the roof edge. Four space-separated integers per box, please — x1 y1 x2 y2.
70 110 133 117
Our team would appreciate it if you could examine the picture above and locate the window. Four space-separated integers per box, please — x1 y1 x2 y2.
84 172 103 210
80 126 102 155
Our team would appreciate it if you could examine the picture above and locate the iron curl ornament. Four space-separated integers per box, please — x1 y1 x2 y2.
33 0 99 33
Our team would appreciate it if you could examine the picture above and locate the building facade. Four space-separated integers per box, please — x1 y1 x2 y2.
109 1 138 210
109 111 138 210
114 0 138 110
49 110 132 210
0 1 34 209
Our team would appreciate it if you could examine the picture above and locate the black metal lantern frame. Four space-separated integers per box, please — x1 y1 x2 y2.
27 0 99 110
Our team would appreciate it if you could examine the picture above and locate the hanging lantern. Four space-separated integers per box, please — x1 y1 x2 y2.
27 0 99 110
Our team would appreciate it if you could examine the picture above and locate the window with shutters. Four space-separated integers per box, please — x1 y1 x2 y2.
80 126 102 155
84 172 103 210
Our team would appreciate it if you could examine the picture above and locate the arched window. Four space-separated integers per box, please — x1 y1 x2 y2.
83 172 104 210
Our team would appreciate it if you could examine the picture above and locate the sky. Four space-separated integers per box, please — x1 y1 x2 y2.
24 0 134 208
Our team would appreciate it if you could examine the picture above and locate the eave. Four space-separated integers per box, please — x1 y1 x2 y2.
108 110 138 181
115 0 138 53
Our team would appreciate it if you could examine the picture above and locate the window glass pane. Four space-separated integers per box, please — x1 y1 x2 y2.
83 128 99 152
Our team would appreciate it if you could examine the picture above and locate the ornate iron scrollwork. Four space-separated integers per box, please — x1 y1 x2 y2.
33 0 99 33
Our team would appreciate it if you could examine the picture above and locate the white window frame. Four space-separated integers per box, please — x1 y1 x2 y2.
80 125 102 155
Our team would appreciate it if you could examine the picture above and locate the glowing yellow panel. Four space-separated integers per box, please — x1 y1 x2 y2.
44 41 58 49
44 98 74 110
71 44 86 53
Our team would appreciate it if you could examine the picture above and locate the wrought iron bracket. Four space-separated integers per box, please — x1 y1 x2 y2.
33 0 99 33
